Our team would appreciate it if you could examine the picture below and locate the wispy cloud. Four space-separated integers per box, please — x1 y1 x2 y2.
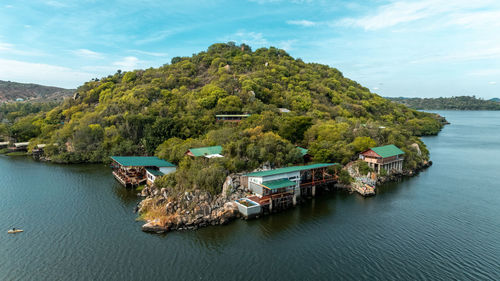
249 0 313 4
338 0 500 30
0 41 45 56
45 1 68 8
129 50 168 57
0 58 92 88
488 81 497 85
72 49 103 59
113 56 140 70
287 20 316 27
411 46 500 64
135 28 186 45
277 39 297 51
224 31 268 47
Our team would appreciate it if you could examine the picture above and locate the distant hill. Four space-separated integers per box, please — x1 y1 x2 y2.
0 80 74 102
388 96 500 110
489 98 500 103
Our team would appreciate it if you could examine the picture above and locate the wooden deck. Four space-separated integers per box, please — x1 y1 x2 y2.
113 170 146 188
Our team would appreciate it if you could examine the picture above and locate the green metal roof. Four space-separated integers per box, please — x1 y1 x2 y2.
297 147 308 156
262 179 296 190
146 168 164 176
246 163 338 177
110 156 175 167
371 145 405 158
188 145 223 157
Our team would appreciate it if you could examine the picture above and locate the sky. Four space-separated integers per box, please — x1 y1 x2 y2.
0 0 499 98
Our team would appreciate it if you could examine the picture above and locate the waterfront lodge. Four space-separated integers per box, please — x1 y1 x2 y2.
236 163 339 217
110 156 176 188
359 144 404 174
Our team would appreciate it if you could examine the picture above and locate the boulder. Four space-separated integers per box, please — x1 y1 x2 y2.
411 143 422 155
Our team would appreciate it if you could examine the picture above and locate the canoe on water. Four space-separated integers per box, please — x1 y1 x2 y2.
7 229 23 234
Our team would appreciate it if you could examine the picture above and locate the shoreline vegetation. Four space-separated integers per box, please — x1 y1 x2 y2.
388 96 500 110
0 43 448 233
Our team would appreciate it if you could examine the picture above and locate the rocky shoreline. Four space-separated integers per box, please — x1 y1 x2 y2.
137 157 432 234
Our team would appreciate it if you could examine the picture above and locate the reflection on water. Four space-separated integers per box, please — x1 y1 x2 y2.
1 111 499 281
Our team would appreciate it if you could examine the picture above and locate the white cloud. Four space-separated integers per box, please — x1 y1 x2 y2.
287 20 316 27
411 47 500 64
446 11 500 28
0 42 15 51
113 56 140 70
489 81 497 85
72 49 103 59
338 0 500 30
249 0 312 4
277 39 296 51
45 1 68 8
225 31 268 47
129 50 168 57
0 59 93 88
0 41 45 56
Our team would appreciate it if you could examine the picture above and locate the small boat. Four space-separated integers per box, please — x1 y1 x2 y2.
7 229 23 234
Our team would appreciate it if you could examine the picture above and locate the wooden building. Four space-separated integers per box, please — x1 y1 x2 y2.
359 145 404 174
244 163 338 212
110 156 176 188
186 146 223 158
215 114 250 122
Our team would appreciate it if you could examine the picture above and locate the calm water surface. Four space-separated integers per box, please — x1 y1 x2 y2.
1 111 499 280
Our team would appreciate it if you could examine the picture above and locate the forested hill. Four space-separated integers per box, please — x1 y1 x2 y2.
4 43 445 192
0 80 74 102
388 96 500 110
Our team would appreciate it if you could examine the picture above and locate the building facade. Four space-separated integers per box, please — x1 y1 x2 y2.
359 145 404 174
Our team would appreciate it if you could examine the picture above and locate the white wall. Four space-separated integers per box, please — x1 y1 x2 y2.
248 171 301 196
159 167 176 175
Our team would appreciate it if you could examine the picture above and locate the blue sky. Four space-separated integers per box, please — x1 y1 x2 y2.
0 0 499 98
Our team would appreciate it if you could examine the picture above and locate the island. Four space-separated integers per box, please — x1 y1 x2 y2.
0 43 447 233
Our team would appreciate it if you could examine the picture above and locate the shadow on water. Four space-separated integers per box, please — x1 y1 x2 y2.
111 183 141 204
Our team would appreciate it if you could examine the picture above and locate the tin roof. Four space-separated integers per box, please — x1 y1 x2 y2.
297 146 308 156
146 168 164 177
110 156 175 167
262 178 296 190
246 163 338 177
370 145 404 158
188 146 223 157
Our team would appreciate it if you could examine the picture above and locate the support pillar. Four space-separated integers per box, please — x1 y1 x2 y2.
312 185 316 197
293 195 297 206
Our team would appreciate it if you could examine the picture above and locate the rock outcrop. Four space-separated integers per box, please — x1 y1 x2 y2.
139 174 247 233
345 161 377 196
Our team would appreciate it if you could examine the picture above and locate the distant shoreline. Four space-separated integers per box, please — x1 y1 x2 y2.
387 96 500 111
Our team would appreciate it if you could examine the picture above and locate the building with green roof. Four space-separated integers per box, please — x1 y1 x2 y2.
186 146 223 158
359 144 405 174
245 163 338 200
110 156 176 187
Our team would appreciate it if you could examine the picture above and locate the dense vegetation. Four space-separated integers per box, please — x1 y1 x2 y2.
389 96 500 110
2 43 444 194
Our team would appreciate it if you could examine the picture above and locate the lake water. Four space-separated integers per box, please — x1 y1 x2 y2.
1 111 499 280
